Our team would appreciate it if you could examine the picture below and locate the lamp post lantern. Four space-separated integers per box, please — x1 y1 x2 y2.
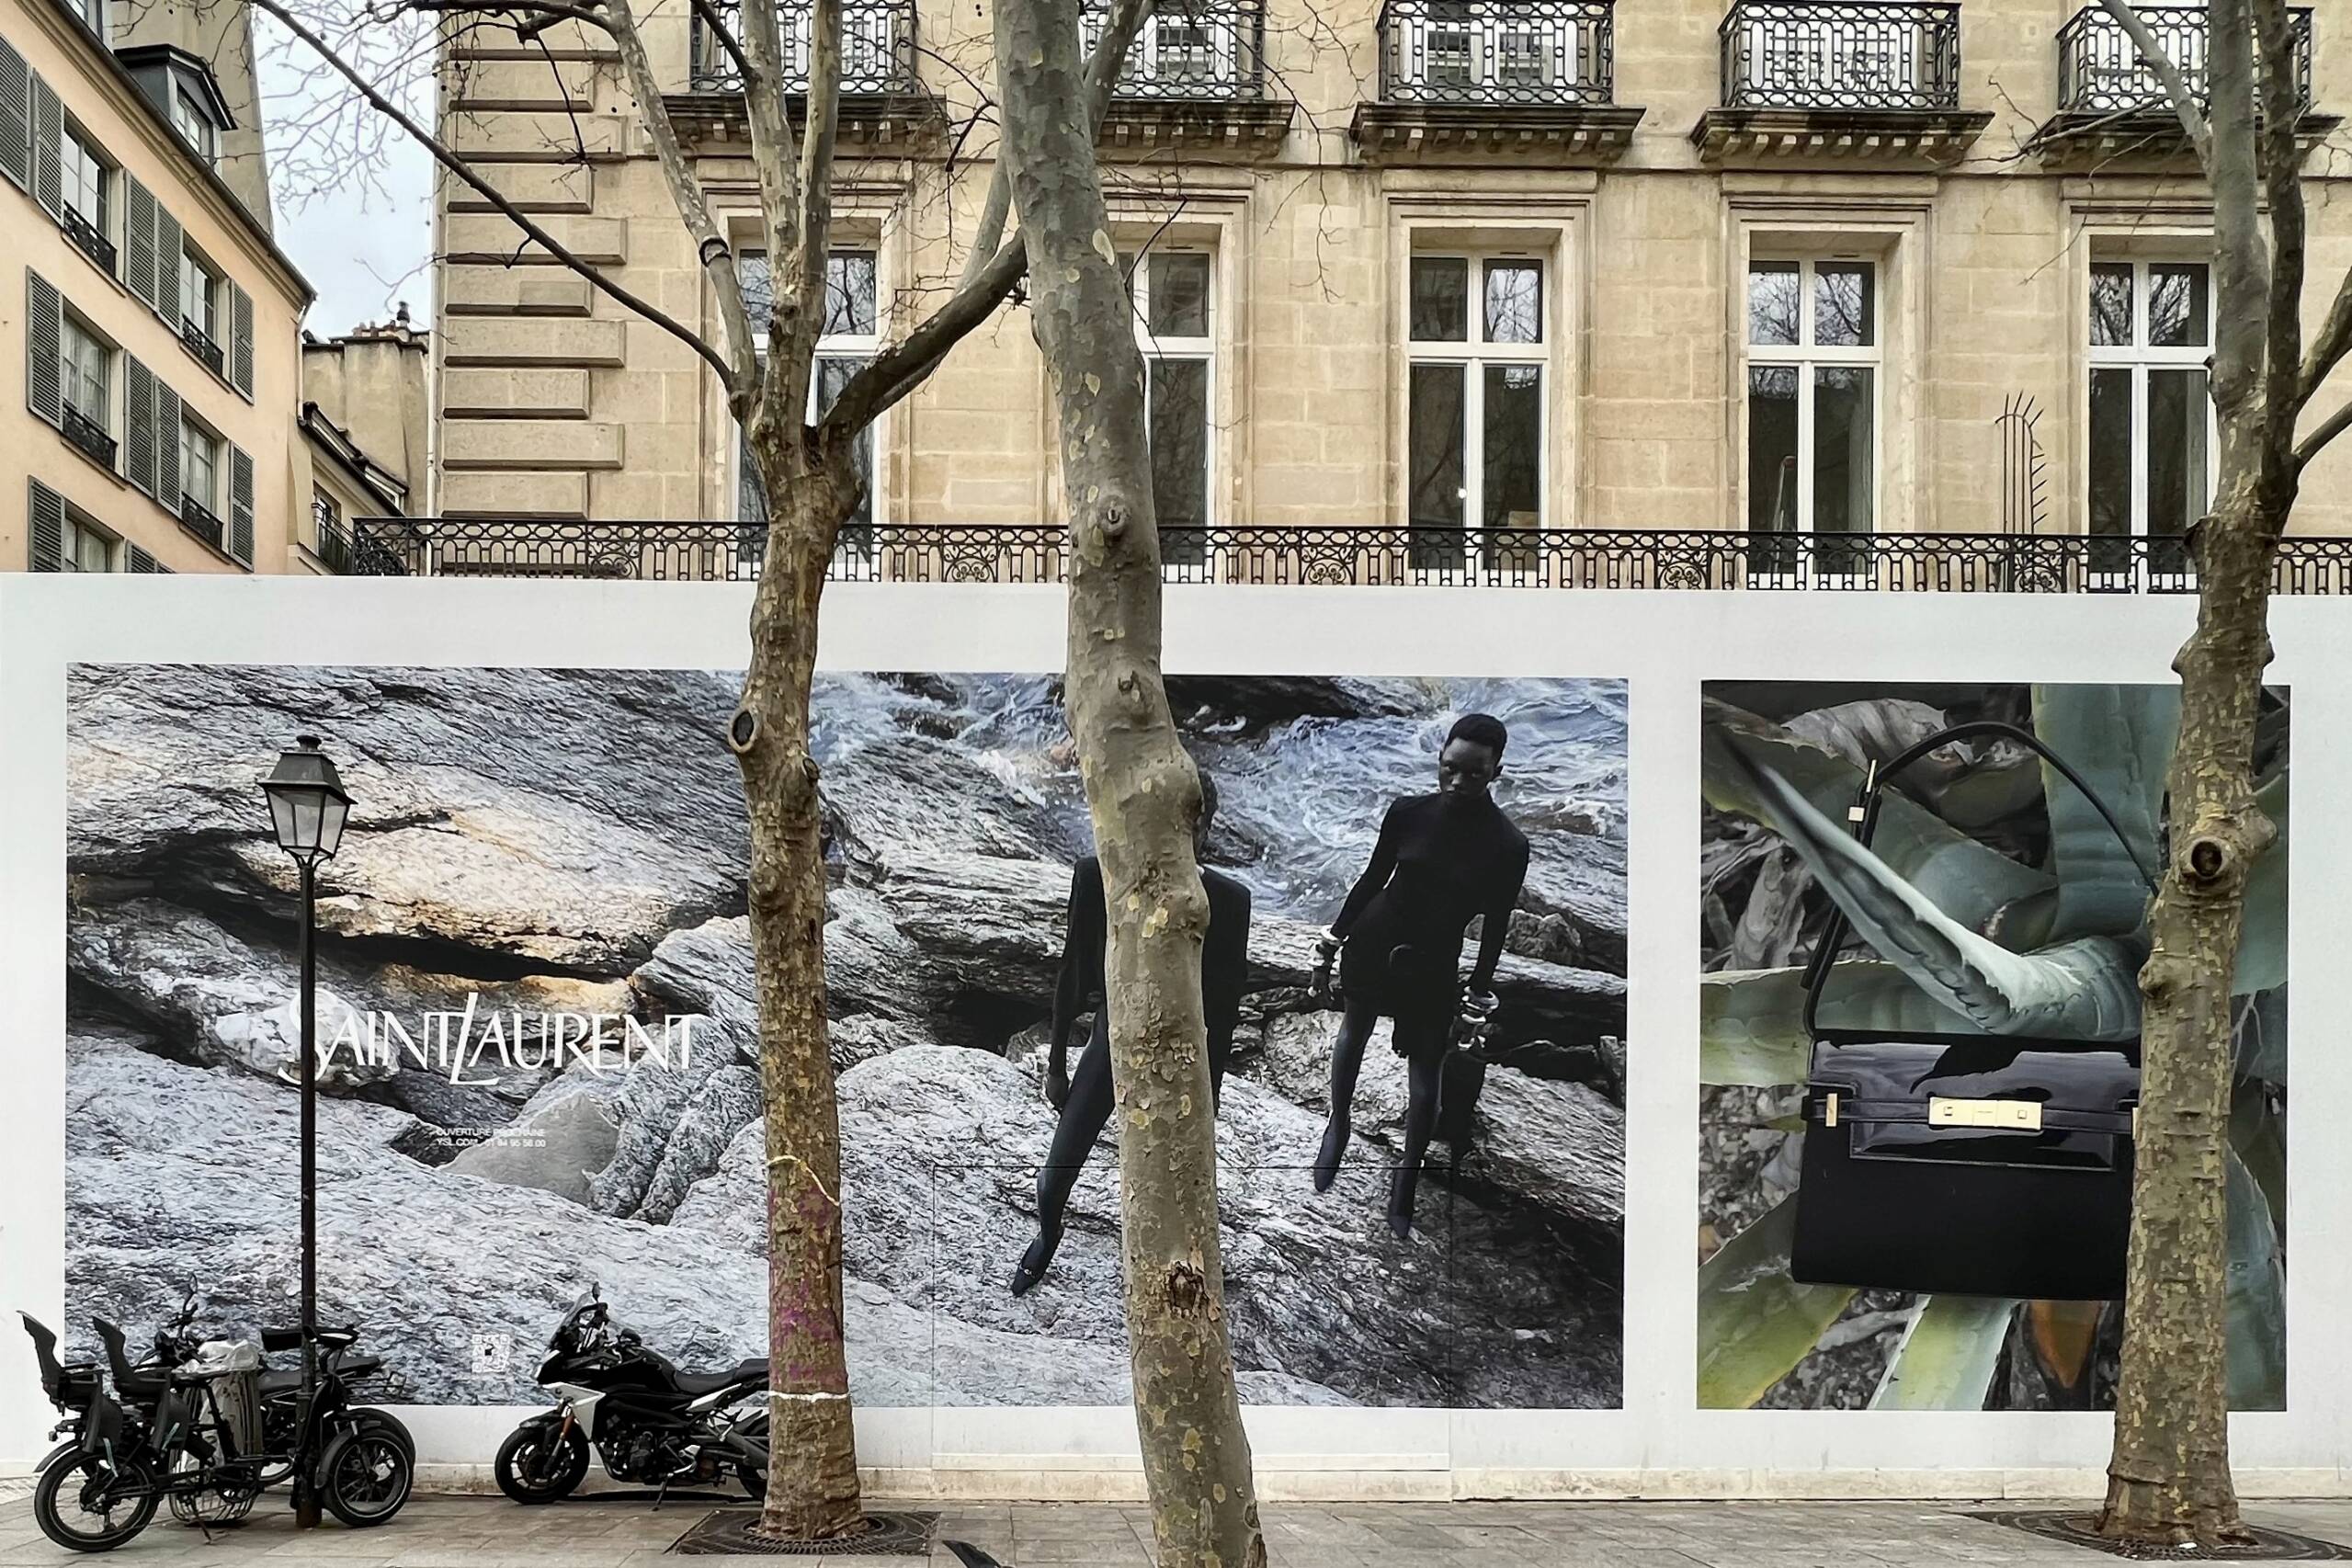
257 735 351 1530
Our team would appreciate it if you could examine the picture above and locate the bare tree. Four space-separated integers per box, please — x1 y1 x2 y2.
2091 0 2352 1545
991 1 1266 1564
255 0 1152 1538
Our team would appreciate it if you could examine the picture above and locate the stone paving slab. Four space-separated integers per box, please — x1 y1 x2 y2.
0 1495 2345 1567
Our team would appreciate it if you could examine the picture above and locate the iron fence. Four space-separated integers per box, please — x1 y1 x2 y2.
1082 0 1267 99
1374 0 1616 107
1718 1 1961 112
346 520 2352 594
688 0 922 95
2056 5 2313 116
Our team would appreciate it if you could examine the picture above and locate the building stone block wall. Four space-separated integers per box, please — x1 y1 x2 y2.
431 0 2352 537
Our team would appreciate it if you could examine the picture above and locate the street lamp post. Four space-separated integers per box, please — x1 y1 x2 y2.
258 736 351 1531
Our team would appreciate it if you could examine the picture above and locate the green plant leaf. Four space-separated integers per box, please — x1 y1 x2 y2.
2226 1145 2287 1411
1701 961 1989 1087
1698 1195 1855 1410
2029 685 2176 941
2235 770 2288 996
1703 699 2058 947
1869 1295 2017 1411
2230 1080 2286 1244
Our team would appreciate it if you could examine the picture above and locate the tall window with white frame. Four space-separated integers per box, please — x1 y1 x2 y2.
1118 245 1214 569
62 507 116 572
1406 253 1545 569
60 312 112 465
1744 256 1878 577
735 248 880 570
182 417 222 540
61 125 111 268
2088 258 2210 582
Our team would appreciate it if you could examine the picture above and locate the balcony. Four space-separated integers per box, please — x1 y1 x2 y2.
61 403 117 471
1353 0 1643 163
1082 0 1293 153
181 317 226 378
341 519 2352 595
1693 2 1988 161
2036 6 2335 163
178 496 225 554
62 205 116 276
674 0 941 146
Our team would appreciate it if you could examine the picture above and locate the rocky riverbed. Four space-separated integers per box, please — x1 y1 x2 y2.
63 664 1629 1408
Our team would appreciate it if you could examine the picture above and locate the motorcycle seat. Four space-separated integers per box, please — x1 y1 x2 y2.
262 1324 359 1353
258 1368 301 1395
93 1319 167 1403
672 1358 767 1396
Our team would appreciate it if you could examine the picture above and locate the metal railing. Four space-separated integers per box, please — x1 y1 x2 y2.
2056 5 2314 116
314 514 412 574
181 317 226 378
62 205 116 275
178 496 225 553
344 520 2352 594
1718 1 1961 112
1082 0 1267 100
688 0 922 94
62 403 117 469
1375 0 1616 107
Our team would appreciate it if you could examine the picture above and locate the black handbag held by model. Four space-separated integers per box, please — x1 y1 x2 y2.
1788 722 2153 1302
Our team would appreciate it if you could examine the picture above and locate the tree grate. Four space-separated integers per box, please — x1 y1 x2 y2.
1972 1510 2352 1560
670 1508 939 1556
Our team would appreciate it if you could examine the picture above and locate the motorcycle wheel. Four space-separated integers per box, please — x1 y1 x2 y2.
734 1412 769 1500
350 1407 416 1458
319 1427 415 1528
33 1450 161 1553
494 1422 589 1505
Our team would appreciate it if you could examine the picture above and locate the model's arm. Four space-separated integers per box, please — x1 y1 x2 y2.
1330 800 1404 940
1469 837 1531 993
1049 858 1106 1074
1205 884 1252 1069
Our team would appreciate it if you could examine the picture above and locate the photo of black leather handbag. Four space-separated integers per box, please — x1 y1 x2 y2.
1789 722 2153 1302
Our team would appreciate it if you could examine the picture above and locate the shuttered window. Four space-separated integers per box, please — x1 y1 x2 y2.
30 73 60 216
153 381 181 513
122 356 153 494
228 443 254 564
27 478 63 572
154 209 181 334
0 38 29 192
229 282 253 396
124 176 155 308
128 544 165 573
25 269 61 425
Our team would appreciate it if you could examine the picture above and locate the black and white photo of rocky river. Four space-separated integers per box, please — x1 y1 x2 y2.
64 665 1628 1409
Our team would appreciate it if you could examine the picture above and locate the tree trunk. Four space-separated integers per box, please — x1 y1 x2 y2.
990 3 1267 1564
731 447 867 1541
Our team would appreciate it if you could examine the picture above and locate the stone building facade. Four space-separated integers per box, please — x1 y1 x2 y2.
429 0 2352 552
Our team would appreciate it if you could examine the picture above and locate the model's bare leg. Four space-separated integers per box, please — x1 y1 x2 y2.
1012 1017 1112 1296
1313 994 1381 1193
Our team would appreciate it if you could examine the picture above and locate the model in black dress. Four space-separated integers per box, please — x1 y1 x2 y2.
1312 714 1529 1236
1011 774 1254 1296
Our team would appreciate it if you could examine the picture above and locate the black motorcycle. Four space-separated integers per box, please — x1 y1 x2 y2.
494 1286 769 1505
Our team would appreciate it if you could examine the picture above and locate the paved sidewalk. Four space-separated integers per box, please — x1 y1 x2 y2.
2 1494 2350 1566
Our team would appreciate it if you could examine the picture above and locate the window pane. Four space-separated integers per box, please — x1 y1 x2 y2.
1148 253 1211 338
1483 261 1542 345
739 251 773 322
1407 362 1465 528
1746 364 1800 534
2147 368 2210 537
2091 263 2133 347
824 251 877 337
1813 262 1874 348
1410 257 1468 342
2087 367 2131 538
1748 260 1801 347
816 357 874 530
1812 365 1874 538
1149 358 1209 562
2148 264 2209 349
1481 364 1541 537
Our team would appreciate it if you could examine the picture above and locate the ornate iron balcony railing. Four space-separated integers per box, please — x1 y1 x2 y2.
689 0 922 95
62 205 116 276
1375 0 1616 107
2056 5 2313 116
178 496 225 553
62 403 117 470
181 317 226 378
1080 0 1267 101
344 520 2352 595
1718 1 1961 112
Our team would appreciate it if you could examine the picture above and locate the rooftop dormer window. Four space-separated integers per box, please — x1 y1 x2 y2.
172 85 217 165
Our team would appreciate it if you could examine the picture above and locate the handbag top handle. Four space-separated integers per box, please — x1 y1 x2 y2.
1798 719 2160 1040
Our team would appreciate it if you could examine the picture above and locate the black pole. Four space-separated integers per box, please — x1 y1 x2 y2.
294 857 322 1529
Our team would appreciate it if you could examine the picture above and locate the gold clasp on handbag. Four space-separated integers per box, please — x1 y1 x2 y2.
1927 1096 2043 1131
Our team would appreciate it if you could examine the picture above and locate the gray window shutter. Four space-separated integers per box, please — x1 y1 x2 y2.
229 443 254 564
128 543 161 573
230 282 253 396
154 210 182 331
154 381 181 514
28 479 64 572
122 355 153 494
0 40 29 192
25 269 61 426
124 176 156 311
30 74 60 217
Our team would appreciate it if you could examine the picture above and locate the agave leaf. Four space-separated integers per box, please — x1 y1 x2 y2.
2024 1299 2108 1395
2226 1146 2286 1411
2029 685 2176 942
1697 1195 1855 1410
1701 961 1989 1087
1739 757 2142 1040
2230 1079 2286 1245
1869 1295 2016 1411
1704 699 2059 949
2235 769 2288 996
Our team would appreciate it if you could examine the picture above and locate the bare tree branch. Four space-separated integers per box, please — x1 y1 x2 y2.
731 0 807 436
690 0 750 85
2299 267 2352 403
252 0 736 381
788 0 844 434
2206 0 2268 423
2095 0 2214 170
2252 0 2305 454
2293 395 2352 467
